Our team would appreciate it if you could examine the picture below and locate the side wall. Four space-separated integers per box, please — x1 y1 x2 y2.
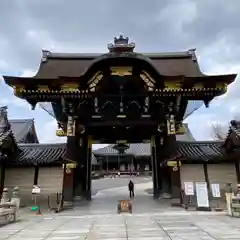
4 167 35 206
180 162 238 198
38 166 64 194
180 164 205 188
37 166 64 207
3 166 64 207
208 163 237 197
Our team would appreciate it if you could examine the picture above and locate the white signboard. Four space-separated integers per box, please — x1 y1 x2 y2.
211 183 221 198
120 164 125 171
184 182 194 196
32 185 41 194
195 182 209 208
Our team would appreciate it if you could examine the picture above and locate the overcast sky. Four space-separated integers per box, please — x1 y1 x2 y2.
0 0 239 148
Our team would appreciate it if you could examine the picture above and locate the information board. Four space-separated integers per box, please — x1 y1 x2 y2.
211 183 221 198
195 182 209 208
32 185 41 194
184 182 194 196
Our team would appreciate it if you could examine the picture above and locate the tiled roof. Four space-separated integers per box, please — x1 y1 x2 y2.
17 143 66 165
93 141 224 161
13 49 204 79
9 119 39 143
177 141 224 161
14 143 97 165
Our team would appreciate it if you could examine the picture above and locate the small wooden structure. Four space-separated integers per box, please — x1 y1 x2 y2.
117 200 132 213
0 202 17 223
0 188 19 223
231 196 240 217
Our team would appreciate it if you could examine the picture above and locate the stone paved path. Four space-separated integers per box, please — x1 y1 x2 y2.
1 212 240 239
1 178 240 239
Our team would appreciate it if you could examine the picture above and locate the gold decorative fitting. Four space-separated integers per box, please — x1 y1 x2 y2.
167 161 181 167
140 73 155 89
13 85 25 94
37 85 49 92
176 124 185 134
62 163 77 169
172 166 179 171
194 83 204 89
60 84 79 92
88 71 103 91
216 82 227 91
56 129 66 136
110 67 132 76
142 71 156 83
164 81 181 90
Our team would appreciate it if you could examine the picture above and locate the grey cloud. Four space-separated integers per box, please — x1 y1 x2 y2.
1 0 239 69
0 0 240 141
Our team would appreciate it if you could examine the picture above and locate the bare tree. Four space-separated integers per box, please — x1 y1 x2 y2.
211 122 228 140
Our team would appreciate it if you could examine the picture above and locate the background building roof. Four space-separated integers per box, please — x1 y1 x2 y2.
9 119 39 143
93 141 224 161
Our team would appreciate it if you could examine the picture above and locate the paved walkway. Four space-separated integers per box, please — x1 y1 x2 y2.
1 212 240 239
1 179 240 239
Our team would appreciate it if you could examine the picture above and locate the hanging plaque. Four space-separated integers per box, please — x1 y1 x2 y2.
167 115 176 135
67 116 76 136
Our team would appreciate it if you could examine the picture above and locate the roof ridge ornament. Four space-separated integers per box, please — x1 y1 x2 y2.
188 48 197 61
41 50 51 63
108 35 135 53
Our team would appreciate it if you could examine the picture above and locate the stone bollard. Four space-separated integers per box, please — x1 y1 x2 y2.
10 187 20 220
0 188 10 204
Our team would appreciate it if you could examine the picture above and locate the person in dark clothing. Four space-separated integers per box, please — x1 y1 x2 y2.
128 180 134 199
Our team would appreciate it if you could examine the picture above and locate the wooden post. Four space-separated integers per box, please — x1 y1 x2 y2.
86 135 92 200
0 163 5 197
62 163 74 207
235 161 240 184
200 162 212 211
151 135 160 198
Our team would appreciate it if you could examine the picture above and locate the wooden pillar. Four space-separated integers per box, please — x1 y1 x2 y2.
155 134 163 196
200 162 212 211
151 135 161 198
164 134 181 205
76 134 88 199
169 160 181 206
62 163 74 207
0 163 5 197
63 116 78 203
33 166 39 185
203 162 210 190
86 136 92 200
235 161 240 184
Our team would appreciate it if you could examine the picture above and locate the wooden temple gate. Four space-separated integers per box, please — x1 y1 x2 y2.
3 35 236 206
